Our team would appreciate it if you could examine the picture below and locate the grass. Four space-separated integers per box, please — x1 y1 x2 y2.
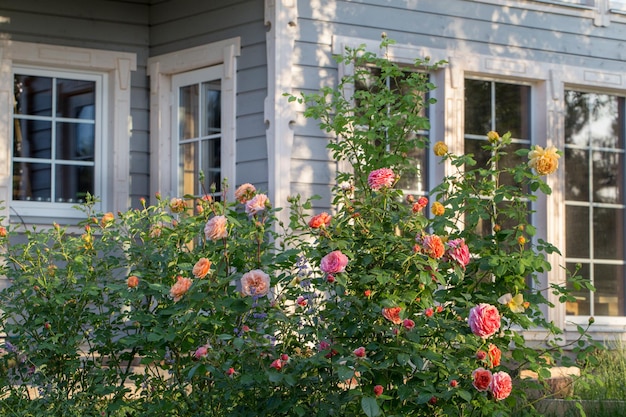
537 339 626 417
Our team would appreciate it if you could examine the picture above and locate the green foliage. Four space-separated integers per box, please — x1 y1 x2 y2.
0 40 599 416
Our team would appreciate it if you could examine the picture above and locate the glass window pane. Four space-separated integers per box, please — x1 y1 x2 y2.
56 78 96 119
13 162 51 201
594 207 625 260
202 80 221 135
13 119 52 159
179 84 199 140
499 142 528 190
589 94 622 149
565 148 589 201
464 79 491 135
396 144 427 193
55 165 93 203
566 262 591 315
56 122 95 161
594 264 624 316
464 138 489 167
566 205 590 258
593 151 623 204
14 75 52 117
202 139 221 192
495 83 531 139
179 142 197 196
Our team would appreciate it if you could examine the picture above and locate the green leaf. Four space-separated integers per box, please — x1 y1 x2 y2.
457 389 472 402
361 397 381 417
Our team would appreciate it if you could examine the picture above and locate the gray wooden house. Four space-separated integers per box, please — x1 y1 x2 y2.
1 0 626 338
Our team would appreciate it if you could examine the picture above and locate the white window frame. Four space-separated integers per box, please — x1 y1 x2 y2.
12 67 104 215
172 65 223 198
0 41 136 222
148 38 240 202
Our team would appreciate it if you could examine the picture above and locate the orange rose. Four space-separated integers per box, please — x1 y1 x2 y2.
488 343 501 368
308 212 332 229
192 258 212 279
127 275 139 288
382 307 402 325
170 276 192 301
101 212 114 227
472 367 493 392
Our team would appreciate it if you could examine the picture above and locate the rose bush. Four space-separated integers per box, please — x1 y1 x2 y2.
0 39 599 416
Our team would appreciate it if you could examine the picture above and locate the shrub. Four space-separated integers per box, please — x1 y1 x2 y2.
0 39 599 416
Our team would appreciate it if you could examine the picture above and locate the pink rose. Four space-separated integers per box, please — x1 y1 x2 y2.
235 183 256 203
270 358 283 370
320 250 348 274
367 168 396 190
170 276 192 301
204 215 228 240
169 197 185 213
468 303 501 338
245 193 269 216
402 319 415 330
490 371 512 400
472 367 493 392
446 238 470 268
353 346 366 358
194 344 209 359
296 296 307 307
374 385 384 397
318 340 331 351
240 269 271 297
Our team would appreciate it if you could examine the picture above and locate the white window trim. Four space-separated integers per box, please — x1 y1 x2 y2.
147 38 240 202
0 40 136 222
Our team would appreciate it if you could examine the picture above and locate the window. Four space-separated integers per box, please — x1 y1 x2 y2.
148 39 239 202
0 41 136 221
13 69 101 206
354 67 430 196
464 78 532 234
173 66 222 198
564 91 626 317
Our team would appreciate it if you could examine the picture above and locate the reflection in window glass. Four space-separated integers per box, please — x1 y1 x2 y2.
565 90 626 317
12 73 97 203
177 76 222 198
463 79 532 234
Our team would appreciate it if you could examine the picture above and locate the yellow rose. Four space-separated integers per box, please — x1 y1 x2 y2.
487 131 500 143
528 145 560 175
431 201 445 216
433 141 448 157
